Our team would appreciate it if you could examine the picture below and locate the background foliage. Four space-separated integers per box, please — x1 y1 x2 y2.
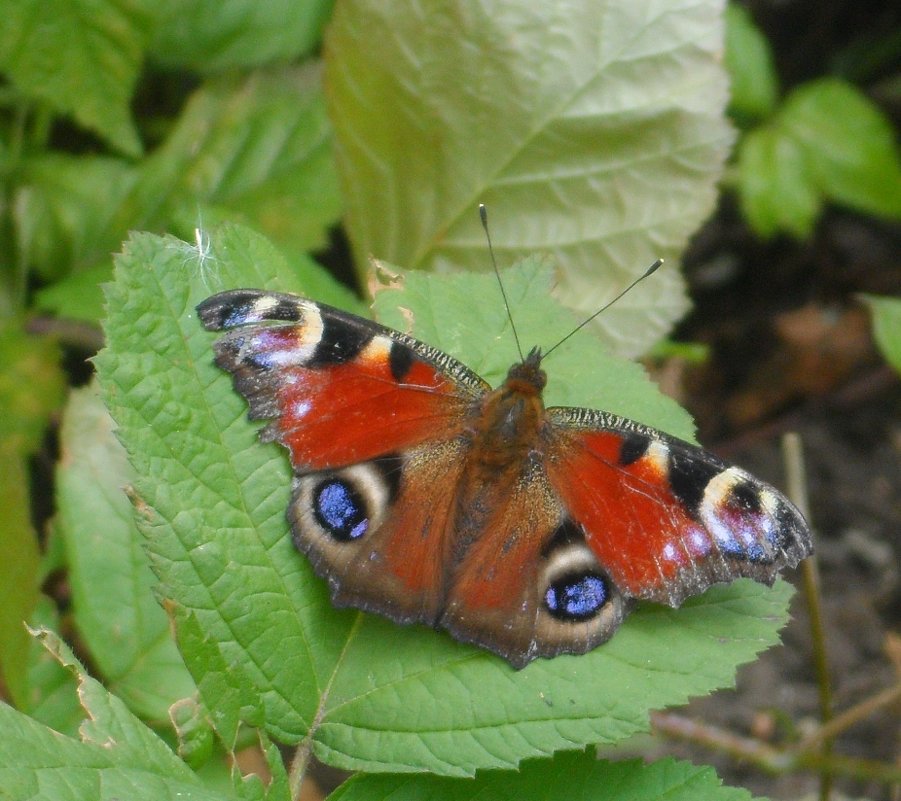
0 0 898 799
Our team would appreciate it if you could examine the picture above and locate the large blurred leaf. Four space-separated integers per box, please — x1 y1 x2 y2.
56 383 196 722
862 294 901 375
0 0 153 155
12 154 139 283
326 0 734 357
0 322 65 705
129 64 341 256
151 0 333 72
95 225 794 777
737 78 901 239
724 4 778 123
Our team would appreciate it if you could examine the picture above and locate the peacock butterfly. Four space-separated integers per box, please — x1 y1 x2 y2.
196 264 812 669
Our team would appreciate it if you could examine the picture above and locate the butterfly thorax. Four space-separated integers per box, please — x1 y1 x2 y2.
466 348 547 471
449 351 549 567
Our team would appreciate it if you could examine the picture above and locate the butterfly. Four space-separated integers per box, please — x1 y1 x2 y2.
197 280 813 669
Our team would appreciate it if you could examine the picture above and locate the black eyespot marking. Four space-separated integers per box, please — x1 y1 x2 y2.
388 342 415 381
544 572 608 621
313 479 369 542
772 501 799 548
618 432 650 466
728 480 762 514
669 452 722 513
268 298 303 322
197 291 303 329
309 316 372 366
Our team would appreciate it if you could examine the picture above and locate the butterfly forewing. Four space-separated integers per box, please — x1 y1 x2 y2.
545 408 813 607
197 290 488 471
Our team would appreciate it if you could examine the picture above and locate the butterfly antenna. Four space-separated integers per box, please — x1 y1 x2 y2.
480 204 525 362
542 258 663 360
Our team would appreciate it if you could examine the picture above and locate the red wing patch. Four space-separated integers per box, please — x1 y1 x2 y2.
546 410 812 607
197 290 487 470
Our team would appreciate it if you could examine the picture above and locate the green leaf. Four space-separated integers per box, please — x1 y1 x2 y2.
151 0 333 72
33 263 113 324
172 607 263 750
12 154 139 282
131 65 342 257
736 78 901 239
372 257 695 435
20 598 84 736
725 4 779 123
96 227 795 777
234 733 290 801
0 321 66 454
0 629 232 801
0 0 152 156
170 696 215 770
56 383 196 722
861 294 901 375
780 78 901 219
736 125 821 239
0 451 41 707
0 322 65 705
331 752 759 800
326 0 735 357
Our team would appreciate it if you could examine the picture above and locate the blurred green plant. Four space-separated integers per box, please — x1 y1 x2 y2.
724 3 901 239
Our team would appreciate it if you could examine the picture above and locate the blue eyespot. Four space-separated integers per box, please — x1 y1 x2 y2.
545 573 607 621
314 480 368 542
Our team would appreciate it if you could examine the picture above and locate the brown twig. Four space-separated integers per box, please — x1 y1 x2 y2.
650 711 901 785
783 432 834 801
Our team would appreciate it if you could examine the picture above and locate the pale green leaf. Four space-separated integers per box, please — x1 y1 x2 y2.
151 0 333 72
326 0 735 356
56 383 196 722
331 752 759 801
95 227 795 776
0 0 152 155
861 294 901 375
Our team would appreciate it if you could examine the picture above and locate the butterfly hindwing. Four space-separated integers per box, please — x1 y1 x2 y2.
441 463 627 668
545 408 812 606
287 441 466 627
